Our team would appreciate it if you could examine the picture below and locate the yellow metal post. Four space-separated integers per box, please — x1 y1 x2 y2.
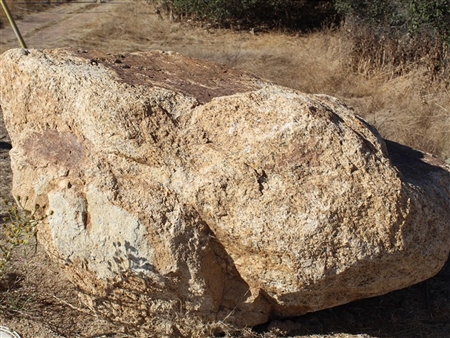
0 0 27 49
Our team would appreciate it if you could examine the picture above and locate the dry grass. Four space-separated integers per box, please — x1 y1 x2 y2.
349 74 450 160
0 0 52 23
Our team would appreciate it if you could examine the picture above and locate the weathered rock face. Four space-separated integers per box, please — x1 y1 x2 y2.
1 48 450 336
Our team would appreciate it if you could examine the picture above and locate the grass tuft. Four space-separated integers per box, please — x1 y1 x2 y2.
0 197 51 275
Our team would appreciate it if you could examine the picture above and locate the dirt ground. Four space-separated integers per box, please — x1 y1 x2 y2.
0 1 450 337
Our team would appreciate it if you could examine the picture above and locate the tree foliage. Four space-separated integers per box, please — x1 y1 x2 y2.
156 0 450 41
155 0 336 30
335 0 450 41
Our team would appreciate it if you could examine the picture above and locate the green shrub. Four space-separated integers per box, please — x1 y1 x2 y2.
335 0 450 43
335 0 403 26
154 0 337 30
0 197 51 275
408 0 450 40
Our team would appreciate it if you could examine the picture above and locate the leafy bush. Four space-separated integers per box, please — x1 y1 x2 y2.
335 0 450 38
408 0 450 40
0 197 51 275
334 0 405 26
154 0 337 30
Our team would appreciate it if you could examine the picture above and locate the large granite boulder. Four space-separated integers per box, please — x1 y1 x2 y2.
0 48 449 336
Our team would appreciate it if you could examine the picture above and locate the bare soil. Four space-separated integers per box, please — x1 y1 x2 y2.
0 2 449 337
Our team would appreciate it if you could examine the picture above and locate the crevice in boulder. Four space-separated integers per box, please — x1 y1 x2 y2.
255 169 268 193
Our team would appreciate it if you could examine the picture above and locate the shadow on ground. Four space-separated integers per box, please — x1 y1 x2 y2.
255 258 450 338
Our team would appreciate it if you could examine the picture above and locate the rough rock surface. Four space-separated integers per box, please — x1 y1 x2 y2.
0 48 449 336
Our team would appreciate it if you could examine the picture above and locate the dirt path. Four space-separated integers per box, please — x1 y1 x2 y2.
0 1 121 52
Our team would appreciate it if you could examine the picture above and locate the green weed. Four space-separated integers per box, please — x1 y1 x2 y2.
0 196 52 275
